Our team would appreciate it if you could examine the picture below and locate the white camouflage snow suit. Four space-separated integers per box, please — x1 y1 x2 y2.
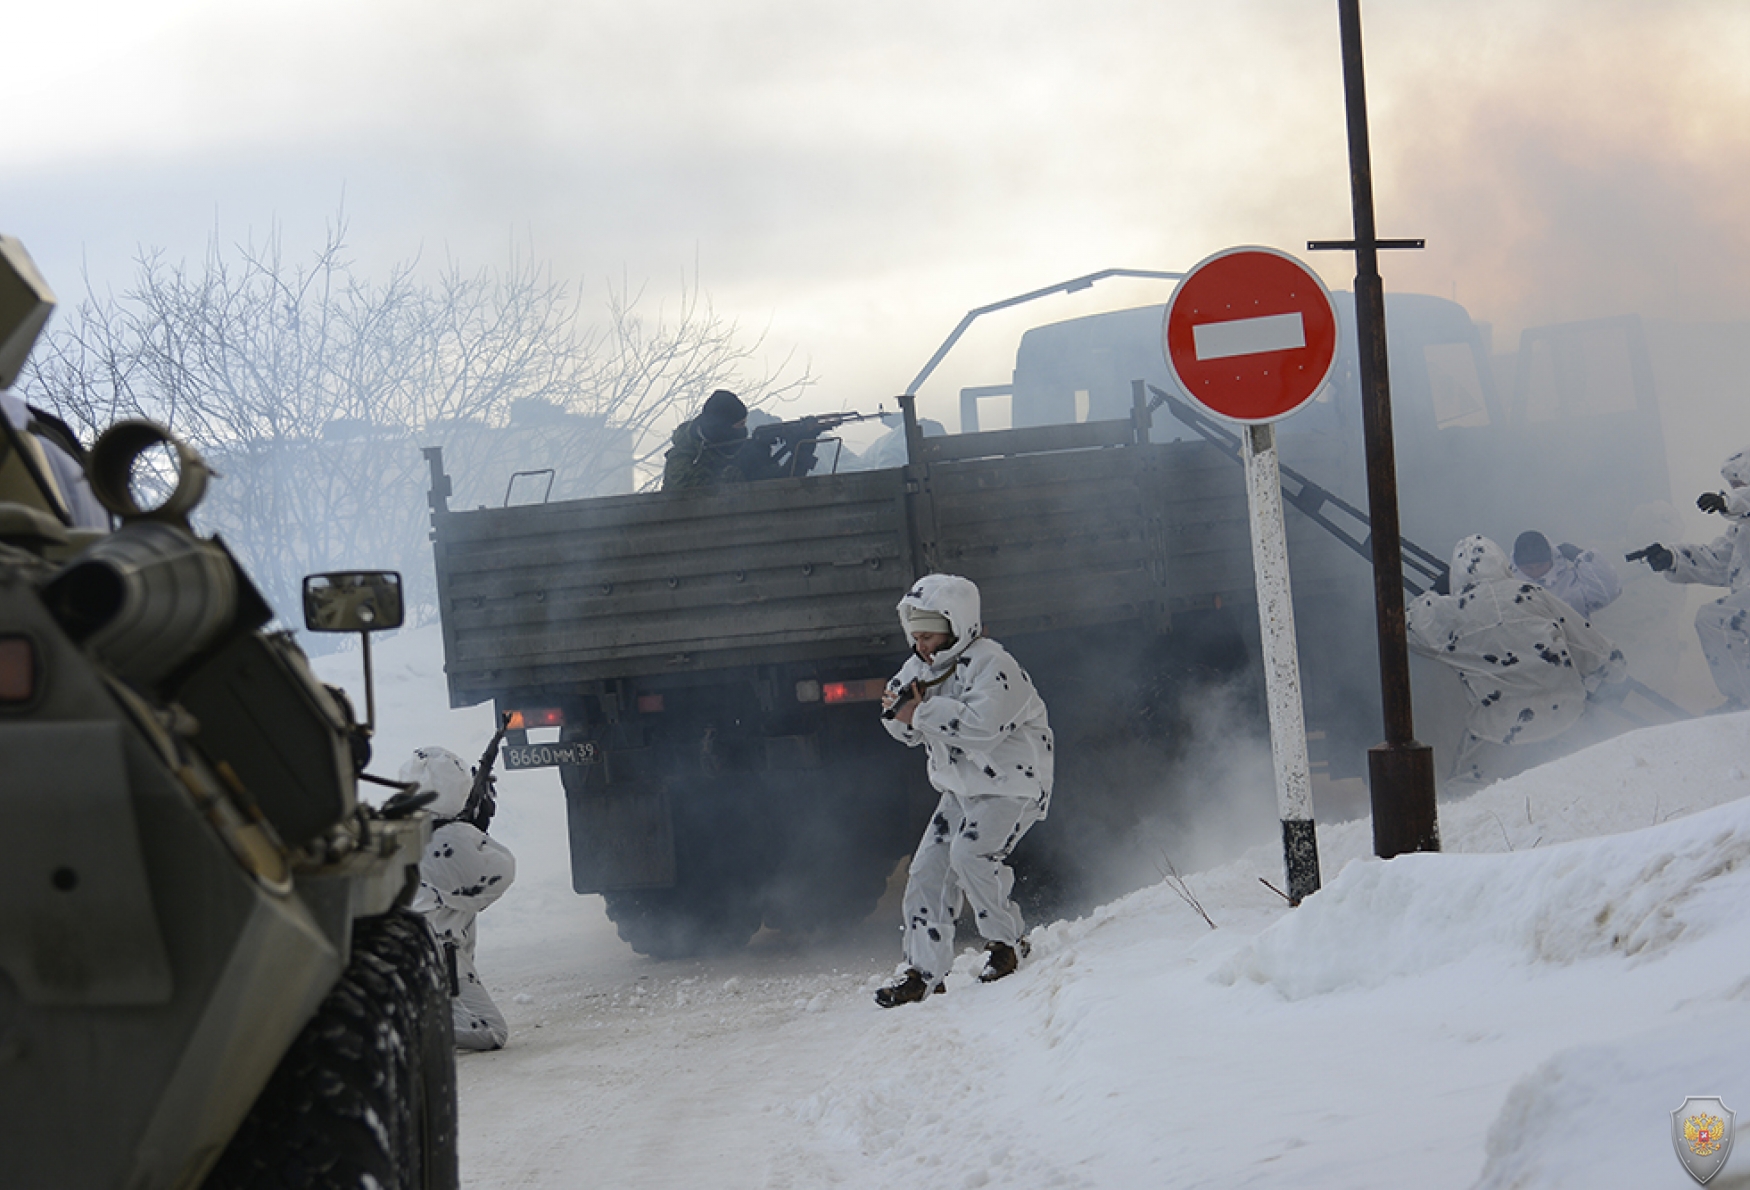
1510 547 1622 621
881 574 1054 983
401 746 517 1051
1408 535 1627 783
1661 445 1750 707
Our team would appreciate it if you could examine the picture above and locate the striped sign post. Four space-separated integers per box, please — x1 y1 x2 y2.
1162 246 1338 905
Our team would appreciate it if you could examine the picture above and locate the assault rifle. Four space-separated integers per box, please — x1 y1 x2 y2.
750 409 882 444
459 712 512 831
748 409 883 478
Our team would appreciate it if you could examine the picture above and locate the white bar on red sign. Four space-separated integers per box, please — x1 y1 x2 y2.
1193 312 1306 361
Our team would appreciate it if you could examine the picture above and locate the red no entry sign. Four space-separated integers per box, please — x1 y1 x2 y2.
1162 246 1339 424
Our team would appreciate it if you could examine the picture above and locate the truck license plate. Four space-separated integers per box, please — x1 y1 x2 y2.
502 741 599 770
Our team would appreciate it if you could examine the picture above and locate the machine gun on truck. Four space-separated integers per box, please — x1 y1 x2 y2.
426 274 1676 960
0 236 458 1189
745 407 884 478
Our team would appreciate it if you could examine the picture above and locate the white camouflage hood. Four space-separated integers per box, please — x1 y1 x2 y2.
896 573 983 668
1721 445 1750 490
399 746 473 818
1450 534 1514 592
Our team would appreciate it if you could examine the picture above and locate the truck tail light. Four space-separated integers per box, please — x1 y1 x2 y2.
506 707 565 730
0 636 36 704
636 694 664 713
822 679 887 705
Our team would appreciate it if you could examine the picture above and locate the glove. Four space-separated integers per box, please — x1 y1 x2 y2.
1557 542 1582 561
1698 491 1729 515
1430 568 1451 596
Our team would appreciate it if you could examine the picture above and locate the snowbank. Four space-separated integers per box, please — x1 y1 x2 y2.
1221 795 1750 998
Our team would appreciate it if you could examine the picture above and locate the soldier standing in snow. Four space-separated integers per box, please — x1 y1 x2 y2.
1408 535 1627 786
1510 530 1622 621
1630 444 1750 711
874 574 1054 1008
401 746 518 1050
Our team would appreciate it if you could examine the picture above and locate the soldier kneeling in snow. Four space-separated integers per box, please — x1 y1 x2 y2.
875 574 1054 1008
1409 535 1627 787
401 746 517 1050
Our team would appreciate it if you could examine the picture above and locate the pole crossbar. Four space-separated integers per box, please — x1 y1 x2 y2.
1307 238 1424 252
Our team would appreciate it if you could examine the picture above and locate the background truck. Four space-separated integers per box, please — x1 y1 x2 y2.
426 283 1673 959
0 237 457 1189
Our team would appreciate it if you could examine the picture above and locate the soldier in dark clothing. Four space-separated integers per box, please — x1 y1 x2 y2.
661 389 821 491
663 389 752 491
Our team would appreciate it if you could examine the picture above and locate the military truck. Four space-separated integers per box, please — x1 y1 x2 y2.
0 237 457 1188
426 281 1672 959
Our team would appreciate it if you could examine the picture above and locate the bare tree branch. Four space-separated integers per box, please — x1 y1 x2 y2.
17 211 813 638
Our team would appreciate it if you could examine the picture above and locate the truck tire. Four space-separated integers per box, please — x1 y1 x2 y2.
758 795 903 936
204 908 459 1190
756 727 919 937
603 885 764 959
601 769 769 959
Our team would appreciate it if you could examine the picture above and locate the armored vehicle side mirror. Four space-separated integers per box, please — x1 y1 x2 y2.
302 570 404 735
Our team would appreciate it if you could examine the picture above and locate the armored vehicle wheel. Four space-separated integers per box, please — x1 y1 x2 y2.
204 908 459 1190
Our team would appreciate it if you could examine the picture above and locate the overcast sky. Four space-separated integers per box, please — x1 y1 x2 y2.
8 0 1749 424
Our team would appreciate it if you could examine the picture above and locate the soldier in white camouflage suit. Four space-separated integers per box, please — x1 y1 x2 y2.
1409 535 1627 785
875 574 1054 1008
1631 443 1750 711
1509 530 1622 621
401 746 517 1051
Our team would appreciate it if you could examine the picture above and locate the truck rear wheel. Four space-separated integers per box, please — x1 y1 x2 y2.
603 886 764 959
600 768 771 959
758 794 907 936
204 908 459 1190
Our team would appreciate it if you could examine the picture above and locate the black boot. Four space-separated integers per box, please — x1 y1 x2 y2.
978 939 1026 983
875 968 934 1008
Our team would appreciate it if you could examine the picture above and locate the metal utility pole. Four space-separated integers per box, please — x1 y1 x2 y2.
1312 0 1440 858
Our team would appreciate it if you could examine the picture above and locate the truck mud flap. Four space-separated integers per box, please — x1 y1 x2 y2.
564 781 676 892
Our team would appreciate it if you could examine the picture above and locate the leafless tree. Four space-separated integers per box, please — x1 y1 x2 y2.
20 214 811 633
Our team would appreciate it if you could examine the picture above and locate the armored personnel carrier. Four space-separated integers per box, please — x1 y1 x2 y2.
0 236 458 1188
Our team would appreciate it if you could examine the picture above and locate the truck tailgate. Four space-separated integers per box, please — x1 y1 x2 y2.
432 469 913 706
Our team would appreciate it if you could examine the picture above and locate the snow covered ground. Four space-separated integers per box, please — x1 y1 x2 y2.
317 625 1750 1189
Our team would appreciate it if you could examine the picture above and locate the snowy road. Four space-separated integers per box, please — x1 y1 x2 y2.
459 856 907 1190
